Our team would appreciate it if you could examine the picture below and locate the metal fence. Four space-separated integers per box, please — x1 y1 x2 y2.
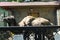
0 26 60 40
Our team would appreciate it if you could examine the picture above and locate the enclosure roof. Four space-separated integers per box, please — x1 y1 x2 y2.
0 1 60 7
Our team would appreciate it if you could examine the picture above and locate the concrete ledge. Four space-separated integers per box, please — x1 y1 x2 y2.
0 1 60 6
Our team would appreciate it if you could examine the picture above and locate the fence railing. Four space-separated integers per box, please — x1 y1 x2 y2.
0 26 60 40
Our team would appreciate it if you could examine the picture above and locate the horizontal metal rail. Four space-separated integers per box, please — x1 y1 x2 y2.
0 26 59 30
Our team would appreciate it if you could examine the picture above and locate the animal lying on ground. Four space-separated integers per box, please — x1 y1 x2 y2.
18 16 53 26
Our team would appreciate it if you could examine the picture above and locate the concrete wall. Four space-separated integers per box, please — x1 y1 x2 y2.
12 7 57 25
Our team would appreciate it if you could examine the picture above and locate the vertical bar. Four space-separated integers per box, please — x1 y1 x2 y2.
43 33 45 40
35 29 41 40
57 9 60 26
41 28 45 40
